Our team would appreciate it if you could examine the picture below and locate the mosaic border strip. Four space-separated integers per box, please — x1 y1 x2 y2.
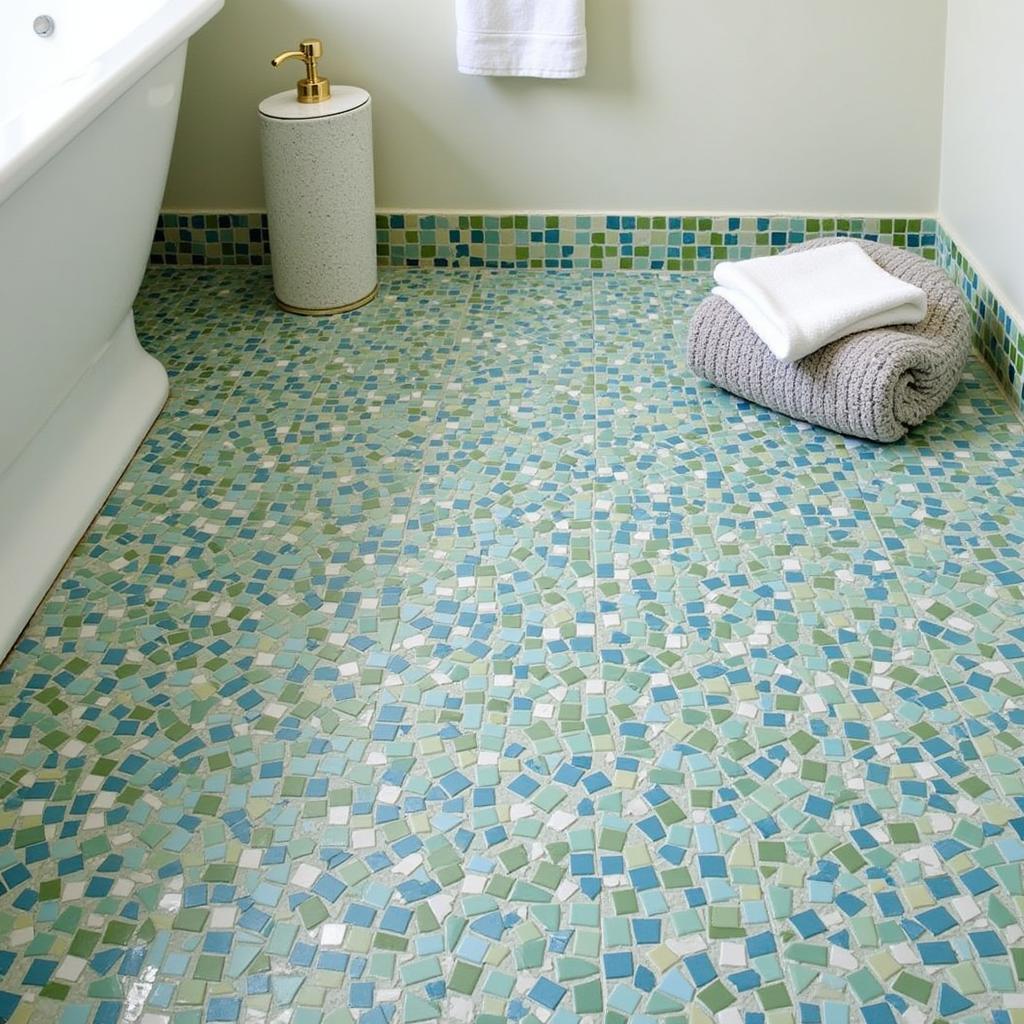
372 213 937 271
151 212 937 272
151 213 271 267
936 223 1024 414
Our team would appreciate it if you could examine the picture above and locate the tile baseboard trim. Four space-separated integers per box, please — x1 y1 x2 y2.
152 212 271 267
937 223 1023 414
150 211 937 272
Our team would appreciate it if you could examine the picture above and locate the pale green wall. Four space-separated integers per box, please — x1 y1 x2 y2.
940 0 1024 316
165 0 947 213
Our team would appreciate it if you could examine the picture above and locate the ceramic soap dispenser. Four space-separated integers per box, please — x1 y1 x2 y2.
259 38 377 314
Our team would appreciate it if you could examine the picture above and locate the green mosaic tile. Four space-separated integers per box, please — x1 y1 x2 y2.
152 210 938 272
0 262 1023 1024
938 221 1024 414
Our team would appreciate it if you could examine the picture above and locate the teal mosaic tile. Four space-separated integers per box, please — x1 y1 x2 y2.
2 263 1024 1024
938 222 1024 415
152 213 271 267
375 213 937 271
151 211 939 271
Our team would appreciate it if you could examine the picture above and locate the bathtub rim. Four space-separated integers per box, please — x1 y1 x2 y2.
0 0 223 207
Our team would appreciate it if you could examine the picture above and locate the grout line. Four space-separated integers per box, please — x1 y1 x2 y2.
962 343 1024 431
848 469 1018 805
380 268 481 673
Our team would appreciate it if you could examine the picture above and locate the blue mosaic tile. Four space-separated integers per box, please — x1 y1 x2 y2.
152 212 939 272
0 264 1023 1023
938 223 1024 416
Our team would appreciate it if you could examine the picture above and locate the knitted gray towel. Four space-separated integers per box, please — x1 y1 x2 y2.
687 238 971 442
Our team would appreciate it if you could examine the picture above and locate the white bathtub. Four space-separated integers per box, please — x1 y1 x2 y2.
0 0 223 659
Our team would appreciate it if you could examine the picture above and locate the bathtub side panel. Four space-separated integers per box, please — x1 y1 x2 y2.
0 46 184 477
0 49 185 659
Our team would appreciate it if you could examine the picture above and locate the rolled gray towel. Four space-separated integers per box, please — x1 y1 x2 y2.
687 238 971 442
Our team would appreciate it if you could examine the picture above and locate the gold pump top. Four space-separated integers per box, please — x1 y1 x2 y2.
271 38 331 103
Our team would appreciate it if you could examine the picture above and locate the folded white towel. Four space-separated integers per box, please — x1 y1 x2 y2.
456 0 587 78
712 241 928 364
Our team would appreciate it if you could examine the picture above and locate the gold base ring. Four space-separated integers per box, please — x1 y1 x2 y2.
276 284 379 316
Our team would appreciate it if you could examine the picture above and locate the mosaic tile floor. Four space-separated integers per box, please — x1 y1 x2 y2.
3 267 1024 1024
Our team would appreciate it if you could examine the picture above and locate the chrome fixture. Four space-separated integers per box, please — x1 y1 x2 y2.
33 15 55 37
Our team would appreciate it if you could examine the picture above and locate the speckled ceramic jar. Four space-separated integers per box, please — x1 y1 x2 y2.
259 86 377 314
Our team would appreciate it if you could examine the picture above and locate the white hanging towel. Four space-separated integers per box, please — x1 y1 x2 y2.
456 0 587 78
712 242 928 364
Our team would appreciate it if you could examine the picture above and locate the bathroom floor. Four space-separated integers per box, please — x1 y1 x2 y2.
2 266 1024 1024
